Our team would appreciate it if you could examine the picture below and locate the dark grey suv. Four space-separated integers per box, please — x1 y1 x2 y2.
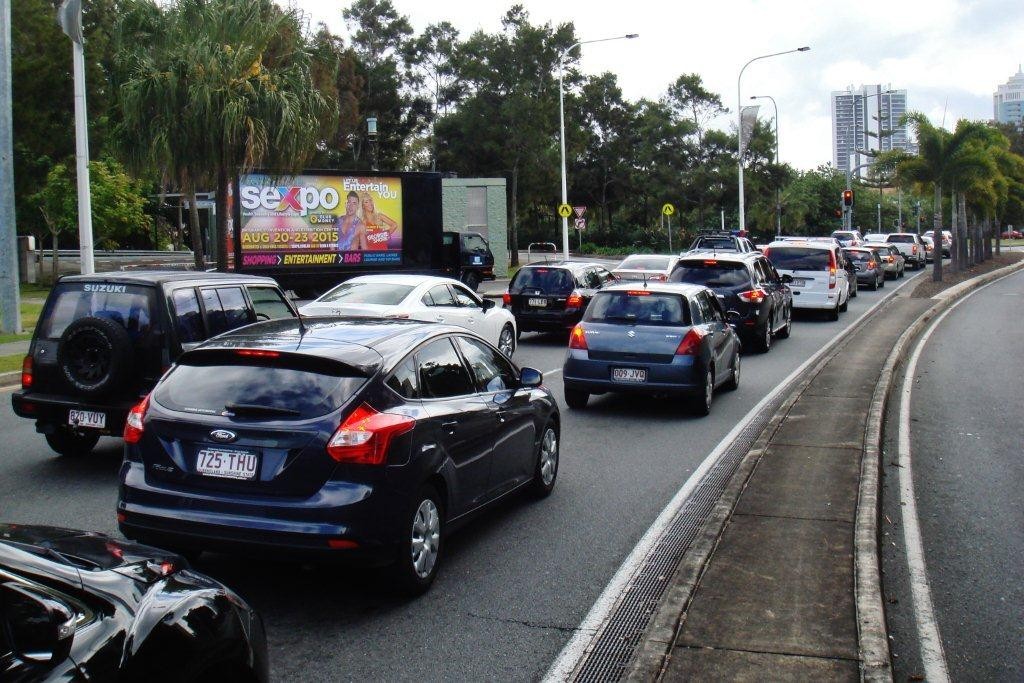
11 271 297 457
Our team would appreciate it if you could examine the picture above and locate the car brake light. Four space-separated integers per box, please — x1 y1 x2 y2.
762 247 770 258
912 245 917 254
569 324 588 350
867 260 877 269
326 403 415 465
887 255 894 263
675 328 705 355
828 251 837 289
626 290 651 296
703 259 718 265
20 356 32 390
236 349 280 358
566 291 583 308
502 292 511 306
737 289 767 304
123 395 150 444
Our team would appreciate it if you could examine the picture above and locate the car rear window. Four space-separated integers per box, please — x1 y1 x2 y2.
617 256 671 271
155 358 365 419
846 251 873 262
39 283 160 342
671 261 751 288
462 234 490 252
887 234 915 243
318 282 414 306
510 267 575 295
692 237 736 250
585 291 689 326
765 247 831 270
832 232 857 240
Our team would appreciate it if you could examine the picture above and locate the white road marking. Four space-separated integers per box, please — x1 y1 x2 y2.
543 270 923 681
896 274 1009 683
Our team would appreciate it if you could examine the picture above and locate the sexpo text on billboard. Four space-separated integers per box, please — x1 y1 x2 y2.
237 174 403 268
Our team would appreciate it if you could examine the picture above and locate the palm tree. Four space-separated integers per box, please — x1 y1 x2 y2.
879 114 990 281
113 0 336 271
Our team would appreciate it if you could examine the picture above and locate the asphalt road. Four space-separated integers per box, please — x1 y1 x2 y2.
1 268 924 681
881 268 1024 681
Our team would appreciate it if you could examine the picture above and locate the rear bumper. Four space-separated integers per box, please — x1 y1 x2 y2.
11 391 134 436
854 270 881 284
788 289 840 310
513 309 582 332
563 354 703 396
117 461 403 564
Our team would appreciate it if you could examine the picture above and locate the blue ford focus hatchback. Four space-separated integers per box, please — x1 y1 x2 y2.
117 318 559 595
562 283 741 415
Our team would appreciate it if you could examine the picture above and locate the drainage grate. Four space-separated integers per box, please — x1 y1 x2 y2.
570 392 788 682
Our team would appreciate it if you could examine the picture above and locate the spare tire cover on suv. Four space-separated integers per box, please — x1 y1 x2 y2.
57 316 135 396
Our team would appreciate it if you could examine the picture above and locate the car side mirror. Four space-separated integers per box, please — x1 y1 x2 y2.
0 582 76 666
481 298 495 311
725 310 742 327
780 274 793 284
519 367 543 388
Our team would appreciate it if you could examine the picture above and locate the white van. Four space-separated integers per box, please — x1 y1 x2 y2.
763 240 850 321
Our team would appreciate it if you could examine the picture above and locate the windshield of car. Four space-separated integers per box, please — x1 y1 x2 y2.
155 358 365 420
585 291 689 326
671 261 750 288
887 234 915 243
765 247 831 270
691 237 736 250
617 256 671 271
38 283 161 342
317 282 414 306
509 267 575 294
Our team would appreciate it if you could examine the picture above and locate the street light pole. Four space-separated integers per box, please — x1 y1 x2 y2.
558 34 637 261
0 0 21 333
736 46 809 232
750 94 780 236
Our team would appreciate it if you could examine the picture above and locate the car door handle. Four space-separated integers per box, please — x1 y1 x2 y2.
435 316 445 323
441 421 458 435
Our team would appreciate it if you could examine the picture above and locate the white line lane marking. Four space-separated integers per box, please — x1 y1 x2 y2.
896 274 1009 683
543 269 923 681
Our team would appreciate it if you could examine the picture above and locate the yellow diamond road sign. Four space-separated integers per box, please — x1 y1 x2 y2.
558 203 572 218
662 203 675 216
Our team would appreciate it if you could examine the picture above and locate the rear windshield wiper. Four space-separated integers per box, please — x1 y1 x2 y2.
224 403 302 417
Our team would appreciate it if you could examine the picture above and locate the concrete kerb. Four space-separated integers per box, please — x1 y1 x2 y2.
628 257 1024 682
855 257 1024 682
628 289 897 682
0 371 18 389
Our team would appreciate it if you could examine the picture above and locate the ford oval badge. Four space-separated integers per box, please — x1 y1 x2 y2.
210 429 237 443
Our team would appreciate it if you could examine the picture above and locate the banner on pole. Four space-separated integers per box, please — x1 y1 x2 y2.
739 105 760 156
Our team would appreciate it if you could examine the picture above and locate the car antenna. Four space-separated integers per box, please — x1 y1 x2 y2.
643 272 648 289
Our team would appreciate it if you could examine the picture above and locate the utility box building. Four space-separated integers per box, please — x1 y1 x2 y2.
442 177 508 277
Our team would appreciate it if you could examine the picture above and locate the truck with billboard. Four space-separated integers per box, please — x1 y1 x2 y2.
232 170 496 296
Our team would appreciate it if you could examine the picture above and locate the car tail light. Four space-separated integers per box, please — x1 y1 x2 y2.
828 251 837 289
912 245 918 254
568 324 588 350
626 290 651 296
762 247 770 258
867 260 877 269
326 403 415 465
328 539 359 549
737 289 767 304
887 255 894 263
123 395 151 444
236 349 280 358
675 328 705 356
566 291 583 309
703 259 718 265
502 292 511 306
20 356 32 390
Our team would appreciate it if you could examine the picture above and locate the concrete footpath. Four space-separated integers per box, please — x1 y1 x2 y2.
628 259 1024 681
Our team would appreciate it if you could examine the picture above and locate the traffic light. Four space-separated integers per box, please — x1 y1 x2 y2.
842 189 854 207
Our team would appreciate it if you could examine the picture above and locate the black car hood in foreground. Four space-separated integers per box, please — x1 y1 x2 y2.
1 524 268 682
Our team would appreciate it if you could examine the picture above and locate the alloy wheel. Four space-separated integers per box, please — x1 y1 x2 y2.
410 498 441 579
539 427 558 486
498 325 515 357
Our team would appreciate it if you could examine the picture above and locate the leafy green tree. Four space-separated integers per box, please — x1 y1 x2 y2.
880 114 991 280
31 159 152 278
114 0 335 271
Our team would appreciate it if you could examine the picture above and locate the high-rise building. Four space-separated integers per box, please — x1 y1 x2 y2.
993 66 1024 125
831 85 915 179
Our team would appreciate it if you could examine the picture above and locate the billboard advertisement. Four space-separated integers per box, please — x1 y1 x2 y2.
237 173 403 268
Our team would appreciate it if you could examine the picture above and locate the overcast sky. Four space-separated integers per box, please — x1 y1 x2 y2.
292 0 1024 171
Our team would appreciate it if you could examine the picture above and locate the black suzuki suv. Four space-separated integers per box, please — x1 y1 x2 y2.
11 271 297 457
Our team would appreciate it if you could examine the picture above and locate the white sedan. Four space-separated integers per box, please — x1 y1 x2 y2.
299 274 519 357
